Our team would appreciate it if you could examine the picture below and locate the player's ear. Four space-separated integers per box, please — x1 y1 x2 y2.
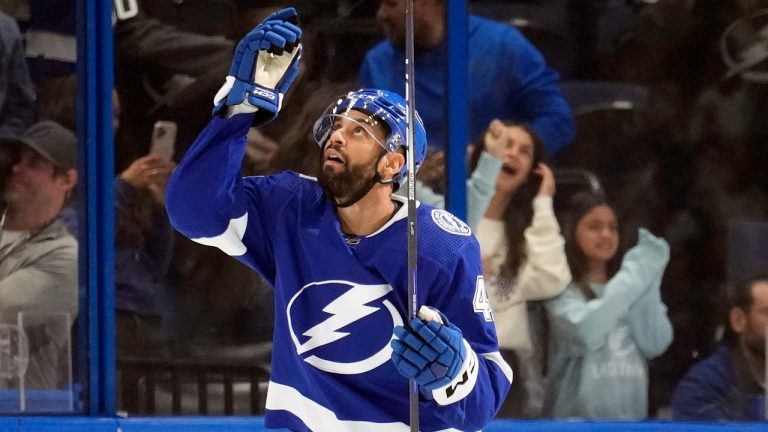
380 151 405 182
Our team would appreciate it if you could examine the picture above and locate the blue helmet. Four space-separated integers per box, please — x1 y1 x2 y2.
312 88 428 187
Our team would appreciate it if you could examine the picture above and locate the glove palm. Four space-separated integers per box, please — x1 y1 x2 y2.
212 7 302 125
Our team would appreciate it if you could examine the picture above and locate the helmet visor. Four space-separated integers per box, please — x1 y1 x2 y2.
313 93 403 152
312 111 390 151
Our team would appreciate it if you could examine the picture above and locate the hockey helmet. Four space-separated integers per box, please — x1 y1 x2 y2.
312 88 427 187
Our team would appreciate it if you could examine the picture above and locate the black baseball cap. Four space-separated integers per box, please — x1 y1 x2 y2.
2 121 77 170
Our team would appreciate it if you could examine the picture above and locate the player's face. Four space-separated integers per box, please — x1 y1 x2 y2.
575 204 619 266
495 126 535 193
742 281 768 355
318 111 388 202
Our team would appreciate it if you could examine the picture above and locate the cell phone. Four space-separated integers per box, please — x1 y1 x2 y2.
149 120 177 162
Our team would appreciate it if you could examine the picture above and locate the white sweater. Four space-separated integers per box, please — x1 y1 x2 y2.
475 195 571 353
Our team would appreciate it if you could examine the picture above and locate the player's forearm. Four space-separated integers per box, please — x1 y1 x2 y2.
166 113 253 238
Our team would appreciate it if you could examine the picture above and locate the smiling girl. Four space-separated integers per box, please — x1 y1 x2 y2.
543 191 673 419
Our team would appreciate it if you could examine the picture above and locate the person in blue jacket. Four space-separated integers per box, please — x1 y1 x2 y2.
0 9 35 139
544 191 673 419
166 8 512 431
359 0 575 154
671 274 768 421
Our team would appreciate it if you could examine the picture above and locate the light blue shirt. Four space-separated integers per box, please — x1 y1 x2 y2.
543 229 673 419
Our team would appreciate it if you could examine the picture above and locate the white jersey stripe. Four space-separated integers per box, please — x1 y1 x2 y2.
191 213 248 256
265 381 470 432
481 351 514 383
266 381 410 431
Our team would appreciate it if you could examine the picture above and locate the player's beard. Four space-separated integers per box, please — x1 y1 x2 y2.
318 155 380 206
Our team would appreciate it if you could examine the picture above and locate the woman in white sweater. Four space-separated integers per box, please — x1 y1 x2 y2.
473 120 571 417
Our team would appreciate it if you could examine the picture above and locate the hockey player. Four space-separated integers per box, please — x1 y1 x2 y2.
166 8 512 431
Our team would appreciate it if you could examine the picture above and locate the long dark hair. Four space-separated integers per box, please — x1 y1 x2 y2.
562 191 621 298
469 121 546 282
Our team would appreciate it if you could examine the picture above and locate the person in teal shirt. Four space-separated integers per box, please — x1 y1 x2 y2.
544 192 673 419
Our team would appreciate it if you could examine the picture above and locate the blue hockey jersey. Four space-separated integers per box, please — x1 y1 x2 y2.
166 113 513 431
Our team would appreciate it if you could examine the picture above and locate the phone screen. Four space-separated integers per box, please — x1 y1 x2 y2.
149 121 177 162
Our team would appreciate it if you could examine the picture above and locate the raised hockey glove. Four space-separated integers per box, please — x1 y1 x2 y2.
392 306 479 405
212 7 302 125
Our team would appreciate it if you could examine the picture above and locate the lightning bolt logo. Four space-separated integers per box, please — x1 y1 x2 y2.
296 282 392 354
287 280 403 374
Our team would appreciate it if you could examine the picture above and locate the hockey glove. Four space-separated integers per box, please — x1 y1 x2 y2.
392 306 479 405
212 7 302 125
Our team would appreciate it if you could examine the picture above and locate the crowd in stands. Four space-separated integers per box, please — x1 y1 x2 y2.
0 0 767 421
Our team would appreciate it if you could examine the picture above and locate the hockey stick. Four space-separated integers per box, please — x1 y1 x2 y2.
404 0 419 431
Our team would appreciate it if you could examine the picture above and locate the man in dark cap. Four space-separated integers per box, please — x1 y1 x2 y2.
0 120 78 389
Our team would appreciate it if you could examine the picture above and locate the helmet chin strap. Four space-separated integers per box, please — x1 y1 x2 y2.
333 152 394 208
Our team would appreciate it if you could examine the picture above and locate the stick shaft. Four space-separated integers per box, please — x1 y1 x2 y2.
404 0 419 430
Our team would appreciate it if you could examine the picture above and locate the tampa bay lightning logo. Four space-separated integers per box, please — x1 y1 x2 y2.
431 209 472 236
286 280 403 374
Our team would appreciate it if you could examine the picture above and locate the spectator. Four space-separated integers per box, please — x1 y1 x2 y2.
20 0 237 171
114 153 175 413
359 0 575 154
0 121 78 389
38 82 176 358
474 120 571 417
0 9 35 138
24 0 76 87
671 274 768 421
114 0 236 171
544 191 673 419
396 118 507 229
114 153 175 357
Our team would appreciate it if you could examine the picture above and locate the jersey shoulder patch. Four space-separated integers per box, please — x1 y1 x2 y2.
430 209 472 236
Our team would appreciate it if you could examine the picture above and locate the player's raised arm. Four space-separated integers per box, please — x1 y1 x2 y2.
165 8 301 241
